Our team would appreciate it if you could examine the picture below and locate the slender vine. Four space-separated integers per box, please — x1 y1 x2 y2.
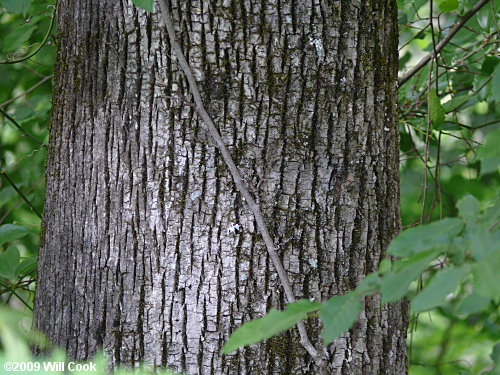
157 0 330 372
0 5 56 65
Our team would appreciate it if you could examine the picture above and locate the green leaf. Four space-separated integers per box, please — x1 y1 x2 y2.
381 251 437 303
457 195 480 224
414 30 426 39
388 218 464 257
0 307 32 361
0 224 29 246
438 0 459 12
490 343 500 375
481 56 499 75
3 25 37 52
399 0 427 23
483 195 500 227
477 128 500 175
0 246 20 279
0 187 16 208
493 63 500 103
356 272 381 294
132 0 154 12
466 224 499 261
399 51 412 70
378 259 392 275
15 256 37 278
411 266 467 313
320 293 361 344
442 94 473 112
437 122 465 131
473 250 500 299
428 89 445 128
221 299 320 354
455 291 490 315
0 0 32 14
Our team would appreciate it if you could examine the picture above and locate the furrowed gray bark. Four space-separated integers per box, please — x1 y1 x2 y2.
34 1 408 374
157 1 327 371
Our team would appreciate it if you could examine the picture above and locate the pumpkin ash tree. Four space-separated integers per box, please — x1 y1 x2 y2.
33 0 408 373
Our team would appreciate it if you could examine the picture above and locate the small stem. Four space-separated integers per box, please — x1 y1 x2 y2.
0 107 47 149
0 75 53 107
0 172 43 219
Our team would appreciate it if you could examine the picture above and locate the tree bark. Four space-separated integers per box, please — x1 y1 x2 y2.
34 0 408 374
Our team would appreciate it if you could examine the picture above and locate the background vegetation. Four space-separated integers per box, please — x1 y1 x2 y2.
0 0 498 373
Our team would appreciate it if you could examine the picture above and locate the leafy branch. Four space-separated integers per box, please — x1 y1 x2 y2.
222 195 500 354
399 0 491 86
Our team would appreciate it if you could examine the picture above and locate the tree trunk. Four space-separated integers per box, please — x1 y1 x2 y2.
34 0 408 374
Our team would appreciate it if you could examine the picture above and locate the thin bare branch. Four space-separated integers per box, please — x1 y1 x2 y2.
0 107 47 148
0 171 42 219
0 75 53 107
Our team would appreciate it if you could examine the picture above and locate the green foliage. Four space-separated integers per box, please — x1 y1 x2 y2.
224 195 499 372
428 89 446 128
0 0 33 14
0 0 53 316
222 299 320 354
0 307 180 374
132 0 153 12
477 128 500 175
0 245 20 279
410 310 498 375
442 94 473 112
455 291 490 315
396 6 499 372
320 293 361 344
490 343 500 375
387 218 463 257
0 306 32 360
0 223 28 245
0 242 37 280
473 250 500 299
380 251 436 303
14 255 37 277
410 265 467 313
438 0 459 13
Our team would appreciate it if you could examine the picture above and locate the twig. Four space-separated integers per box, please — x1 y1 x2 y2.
419 61 433 225
0 173 44 225
157 0 329 372
429 0 439 92
399 24 430 51
0 172 42 219
0 108 47 148
399 0 490 86
0 75 53 107
474 119 500 129
411 359 470 367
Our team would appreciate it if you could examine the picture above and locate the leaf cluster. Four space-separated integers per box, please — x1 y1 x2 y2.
222 195 499 355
